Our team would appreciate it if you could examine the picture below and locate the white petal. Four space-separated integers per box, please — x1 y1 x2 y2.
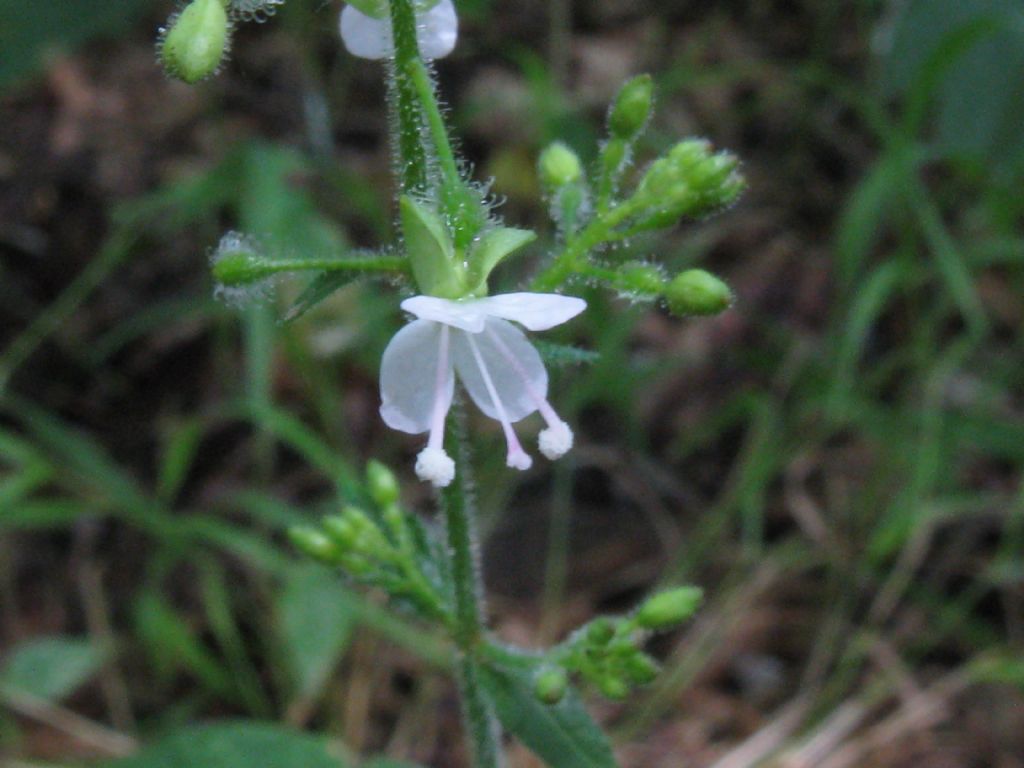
401 295 488 332
340 4 392 60
474 292 587 331
416 0 458 59
451 319 547 423
340 0 457 60
380 319 454 434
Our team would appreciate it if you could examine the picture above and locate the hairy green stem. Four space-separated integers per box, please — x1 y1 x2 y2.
388 0 429 194
531 197 644 291
441 402 502 767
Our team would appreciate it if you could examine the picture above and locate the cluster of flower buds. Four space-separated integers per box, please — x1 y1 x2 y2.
632 139 745 228
288 462 450 622
532 586 703 704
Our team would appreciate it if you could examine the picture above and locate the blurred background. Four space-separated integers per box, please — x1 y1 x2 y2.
2 0 1023 766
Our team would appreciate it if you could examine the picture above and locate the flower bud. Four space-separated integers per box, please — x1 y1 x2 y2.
288 526 339 562
585 617 616 646
366 460 401 507
534 666 569 705
538 142 584 189
635 586 703 630
623 653 659 685
596 674 629 700
665 270 733 317
609 74 654 140
160 0 231 84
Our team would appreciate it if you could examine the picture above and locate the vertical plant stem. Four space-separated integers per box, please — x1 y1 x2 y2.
388 0 429 194
442 401 502 767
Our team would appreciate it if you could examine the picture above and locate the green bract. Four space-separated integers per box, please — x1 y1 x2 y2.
464 227 536 296
400 195 464 298
401 195 536 298
160 0 230 84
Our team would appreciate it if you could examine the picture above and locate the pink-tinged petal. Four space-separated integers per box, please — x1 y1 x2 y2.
474 292 586 330
451 318 547 423
380 319 454 434
401 295 487 332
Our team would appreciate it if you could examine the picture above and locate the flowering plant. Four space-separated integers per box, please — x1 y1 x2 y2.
161 0 744 765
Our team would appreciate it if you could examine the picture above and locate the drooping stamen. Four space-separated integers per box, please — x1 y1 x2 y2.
464 331 533 470
427 325 452 451
416 324 455 487
484 326 574 459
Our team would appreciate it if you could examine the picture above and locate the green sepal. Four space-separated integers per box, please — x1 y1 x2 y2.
465 226 537 295
346 0 389 18
400 196 464 298
347 0 441 20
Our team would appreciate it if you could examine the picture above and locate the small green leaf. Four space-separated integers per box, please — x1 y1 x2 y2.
466 227 537 294
0 636 107 701
479 660 619 768
278 564 357 701
400 196 463 298
284 271 360 323
102 721 349 768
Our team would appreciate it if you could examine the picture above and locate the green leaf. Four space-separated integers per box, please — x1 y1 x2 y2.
479 660 619 768
278 564 357 701
103 721 350 768
284 271 361 323
0 636 107 701
465 227 536 293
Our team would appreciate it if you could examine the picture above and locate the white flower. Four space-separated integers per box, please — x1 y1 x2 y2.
340 0 458 60
380 292 586 486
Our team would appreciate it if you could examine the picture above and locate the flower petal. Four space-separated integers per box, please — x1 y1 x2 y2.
380 319 453 434
416 0 458 59
451 318 547 423
401 295 487 332
340 0 457 60
474 292 587 331
340 4 391 59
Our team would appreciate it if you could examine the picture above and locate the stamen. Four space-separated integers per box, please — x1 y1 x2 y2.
416 324 455 487
484 326 574 459
465 332 533 470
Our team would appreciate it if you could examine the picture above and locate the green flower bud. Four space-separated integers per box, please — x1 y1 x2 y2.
622 653 659 685
366 460 400 507
321 514 357 548
609 74 654 140
160 0 231 84
288 526 339 562
596 674 630 700
665 270 734 317
538 142 584 189
635 586 703 630
534 666 569 705
585 618 617 646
